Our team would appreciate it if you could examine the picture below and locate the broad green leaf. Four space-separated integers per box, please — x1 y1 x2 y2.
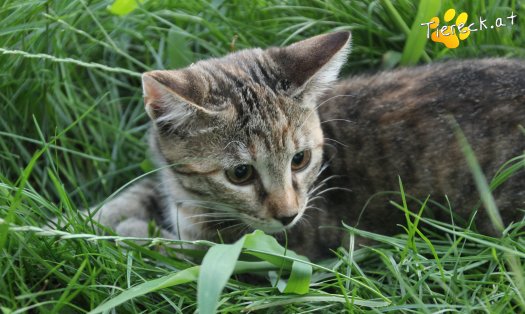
243 230 307 266
89 266 199 314
197 239 244 314
107 0 144 16
401 0 440 65
282 261 312 294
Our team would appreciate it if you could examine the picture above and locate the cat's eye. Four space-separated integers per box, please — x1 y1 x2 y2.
226 164 255 185
291 149 311 171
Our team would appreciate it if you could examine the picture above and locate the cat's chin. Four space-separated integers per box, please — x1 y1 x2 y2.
247 221 286 234
247 220 298 234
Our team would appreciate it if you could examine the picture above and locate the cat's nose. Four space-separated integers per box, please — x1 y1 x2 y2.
277 213 298 226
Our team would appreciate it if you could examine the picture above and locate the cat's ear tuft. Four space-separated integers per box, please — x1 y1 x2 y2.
269 31 351 104
142 70 210 127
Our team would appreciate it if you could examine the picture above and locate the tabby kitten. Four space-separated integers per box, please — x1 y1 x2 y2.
92 32 525 259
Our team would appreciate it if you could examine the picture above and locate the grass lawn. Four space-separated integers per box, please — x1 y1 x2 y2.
1 0 525 312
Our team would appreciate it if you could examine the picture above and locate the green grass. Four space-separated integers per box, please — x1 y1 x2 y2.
1 0 525 312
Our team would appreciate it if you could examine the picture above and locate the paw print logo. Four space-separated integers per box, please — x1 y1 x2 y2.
429 9 471 48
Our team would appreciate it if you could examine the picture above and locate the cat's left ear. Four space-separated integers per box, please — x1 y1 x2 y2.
269 31 351 106
141 69 221 135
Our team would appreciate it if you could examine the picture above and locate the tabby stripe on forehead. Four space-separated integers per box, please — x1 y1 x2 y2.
208 68 246 115
240 85 258 112
249 128 273 151
220 70 259 112
253 58 275 88
247 65 261 85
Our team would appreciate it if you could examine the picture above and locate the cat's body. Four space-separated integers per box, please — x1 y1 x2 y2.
295 58 525 257
91 32 525 260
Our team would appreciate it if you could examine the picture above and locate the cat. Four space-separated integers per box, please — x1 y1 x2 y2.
89 31 525 260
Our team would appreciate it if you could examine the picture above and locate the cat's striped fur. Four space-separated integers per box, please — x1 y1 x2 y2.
91 32 525 259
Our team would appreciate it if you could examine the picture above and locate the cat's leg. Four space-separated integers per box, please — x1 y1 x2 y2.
90 178 158 227
114 217 176 239
85 178 175 238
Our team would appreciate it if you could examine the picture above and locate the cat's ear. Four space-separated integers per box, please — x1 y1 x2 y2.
142 70 214 130
269 31 351 105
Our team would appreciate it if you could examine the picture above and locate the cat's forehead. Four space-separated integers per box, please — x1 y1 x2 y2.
185 48 310 135
188 48 294 107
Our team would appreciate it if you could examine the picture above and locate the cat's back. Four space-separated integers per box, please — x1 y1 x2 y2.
323 58 525 122
317 58 525 235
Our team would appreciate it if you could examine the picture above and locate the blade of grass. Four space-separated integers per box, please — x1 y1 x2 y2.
0 48 141 77
451 118 504 234
400 0 440 64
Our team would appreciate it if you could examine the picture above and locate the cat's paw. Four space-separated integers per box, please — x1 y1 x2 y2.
430 9 471 49
114 217 150 238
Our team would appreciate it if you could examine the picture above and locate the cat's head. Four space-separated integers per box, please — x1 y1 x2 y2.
142 32 350 233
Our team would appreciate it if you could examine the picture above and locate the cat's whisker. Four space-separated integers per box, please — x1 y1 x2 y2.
236 223 253 238
174 200 239 212
186 211 240 217
307 190 325 202
317 162 333 176
307 190 325 201
304 206 325 213
176 204 233 214
322 144 339 162
307 176 342 200
320 118 355 125
298 94 357 132
308 182 326 195
315 186 353 196
186 212 240 219
188 213 237 219
307 190 326 202
307 175 332 194
307 196 326 204
190 218 239 226
220 222 248 233
324 137 348 148
297 214 313 229
316 174 342 186
308 174 342 195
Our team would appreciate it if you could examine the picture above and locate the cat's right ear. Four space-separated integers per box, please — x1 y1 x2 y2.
142 70 214 129
269 31 351 107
